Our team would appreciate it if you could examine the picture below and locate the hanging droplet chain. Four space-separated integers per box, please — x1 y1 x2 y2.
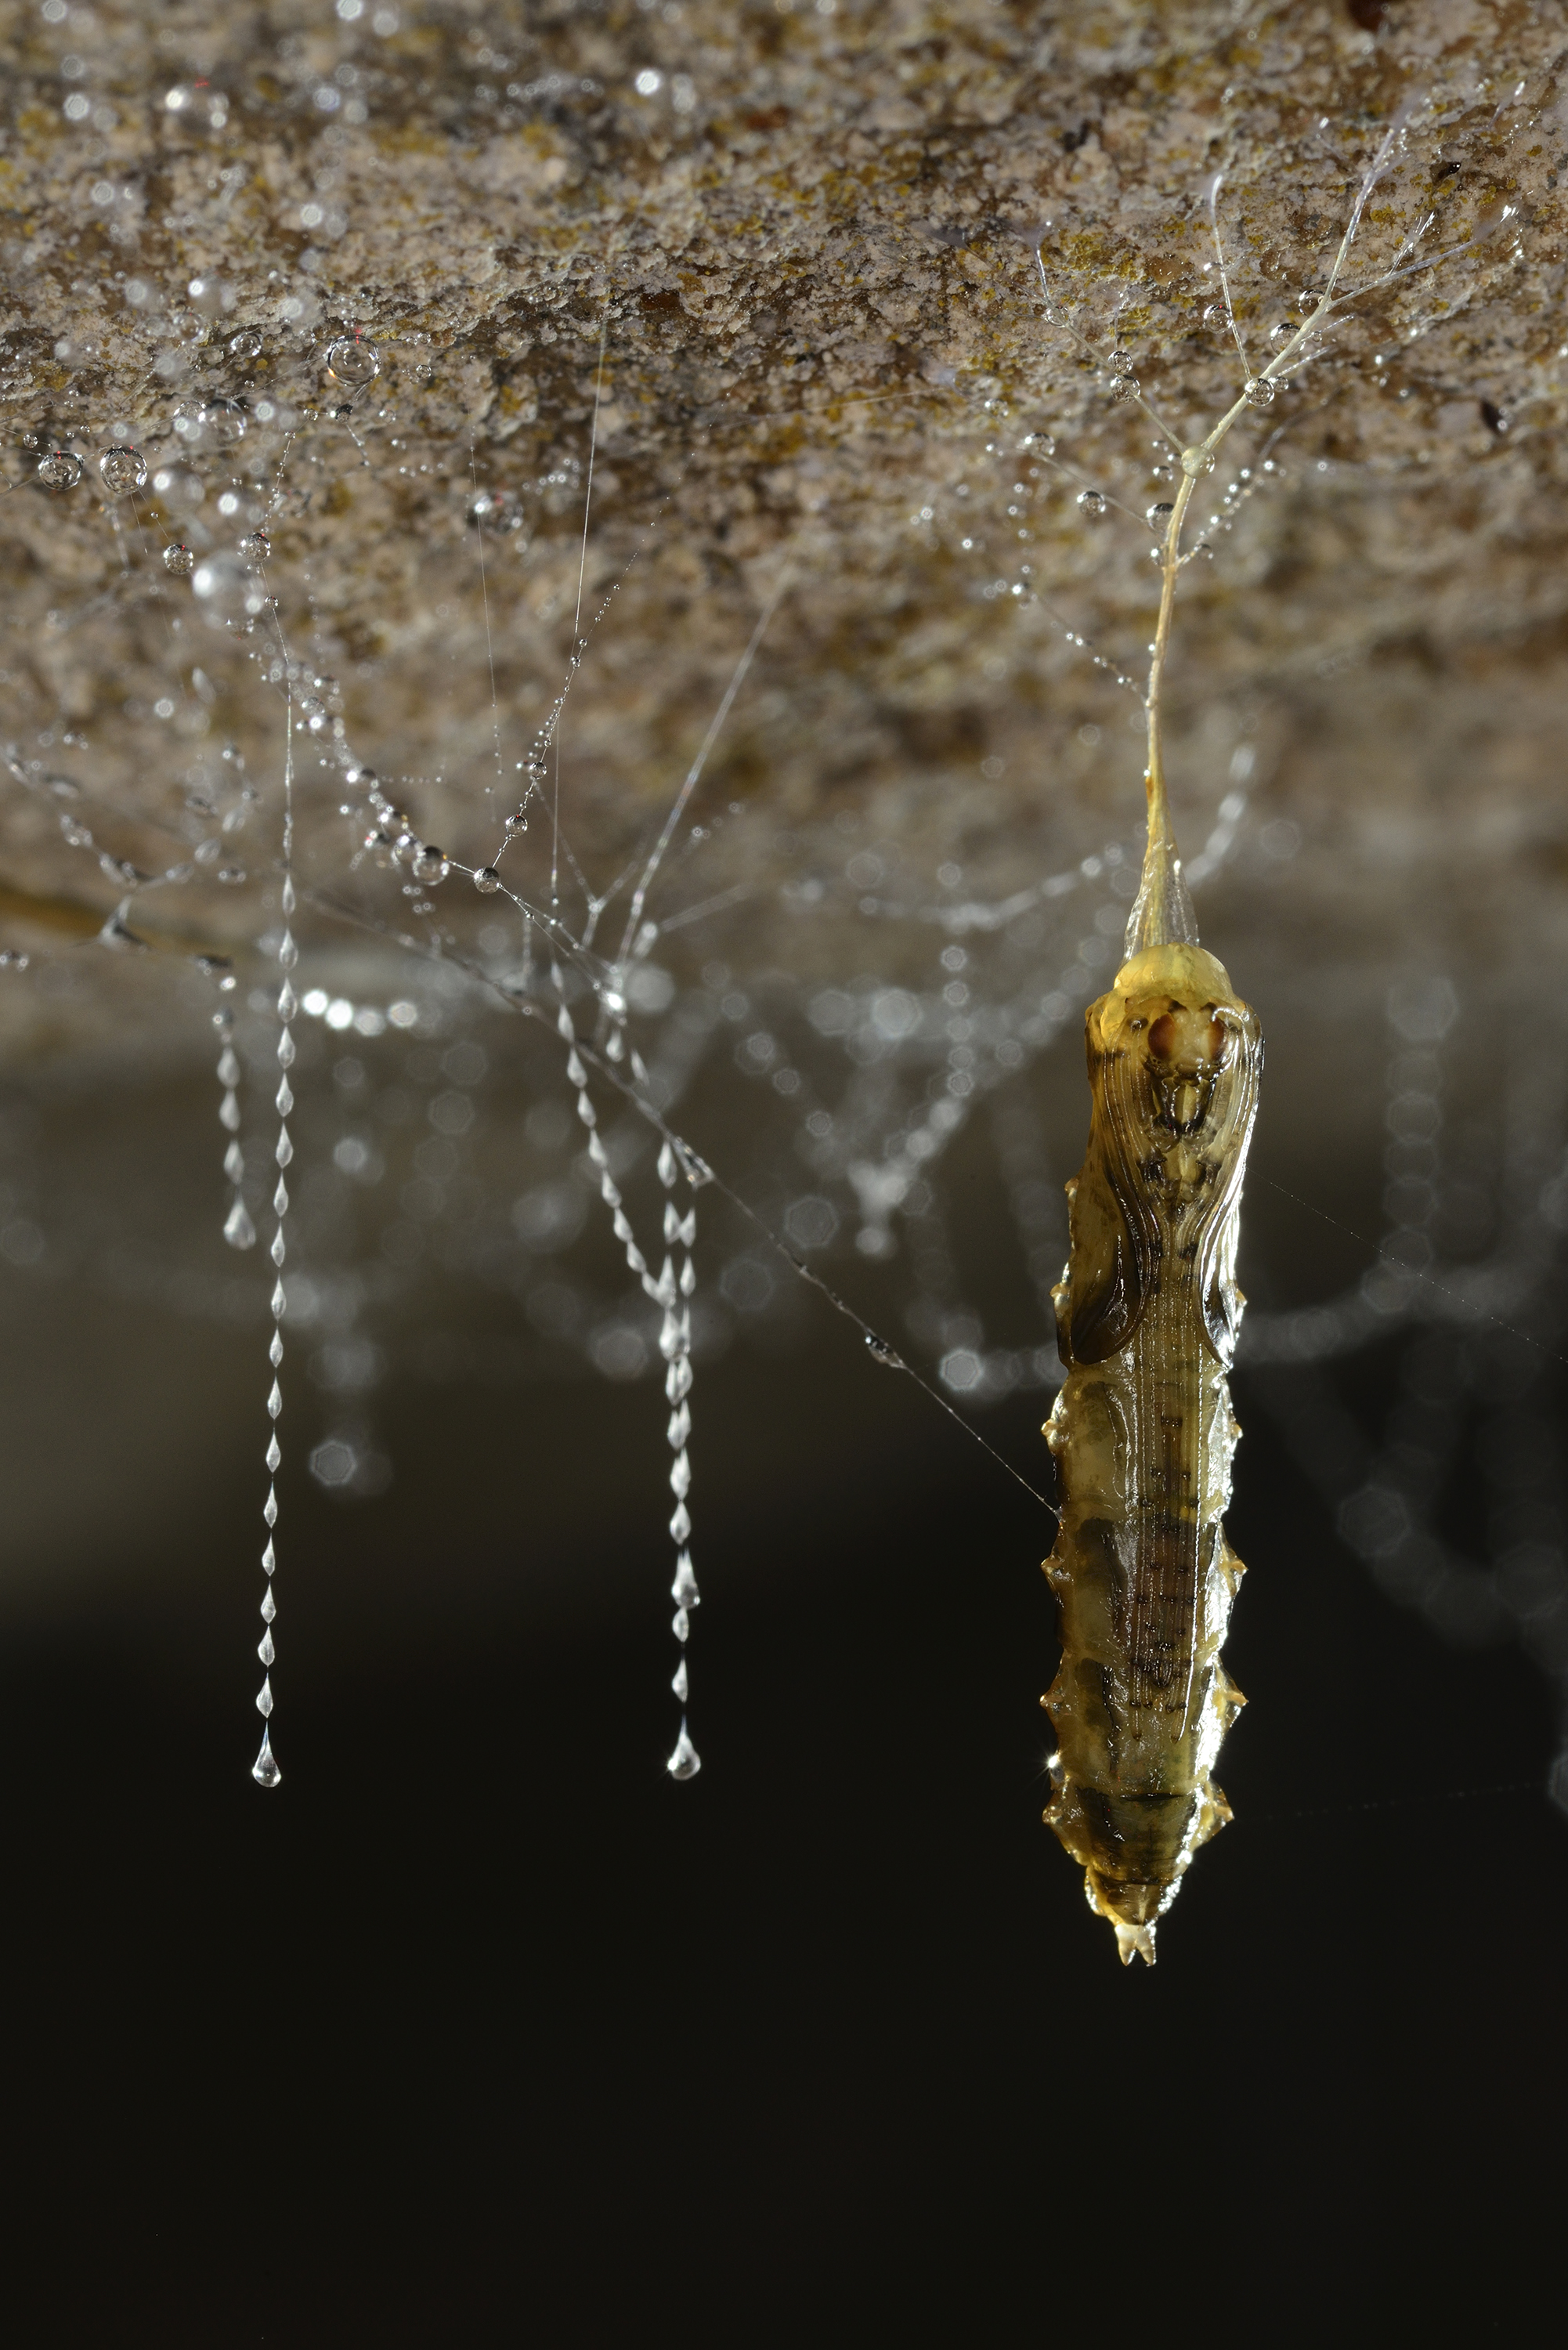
216 1004 255 1251
659 1138 701 1783
252 866 296 1788
552 968 700 1782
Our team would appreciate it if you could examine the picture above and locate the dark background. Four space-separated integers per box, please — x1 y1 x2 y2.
2 1296 1561 2345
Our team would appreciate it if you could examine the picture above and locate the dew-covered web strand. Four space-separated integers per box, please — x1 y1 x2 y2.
613 562 793 979
469 445 506 811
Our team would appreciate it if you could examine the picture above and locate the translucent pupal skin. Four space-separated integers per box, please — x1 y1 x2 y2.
1042 942 1263 1965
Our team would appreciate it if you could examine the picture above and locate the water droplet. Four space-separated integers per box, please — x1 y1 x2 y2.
473 866 501 894
1106 348 1133 375
258 1629 276 1666
1145 501 1175 528
1107 375 1140 403
672 1607 690 1643
262 1538 276 1573
163 542 195 576
281 876 296 916
251 1728 281 1788
99 443 148 495
865 1332 905 1368
270 1278 286 1319
1268 321 1295 347
504 810 528 837
269 1329 284 1368
199 399 247 444
1244 377 1277 407
268 1379 283 1419
270 1230 286 1267
667 1719 701 1781
224 1197 256 1249
671 1549 699 1607
1202 302 1227 329
275 1129 294 1169
38 449 83 490
278 980 298 1019
325 335 381 389
671 1658 688 1701
256 1675 273 1717
1076 489 1106 519
273 1177 288 1217
277 1031 296 1069
239 529 270 564
224 1139 244 1183
266 1434 281 1473
276 1077 293 1118
411 845 449 885
1180 445 1216 477
261 1585 276 1622
229 327 264 360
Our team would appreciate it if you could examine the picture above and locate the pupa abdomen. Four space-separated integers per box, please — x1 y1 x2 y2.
1042 939 1263 1965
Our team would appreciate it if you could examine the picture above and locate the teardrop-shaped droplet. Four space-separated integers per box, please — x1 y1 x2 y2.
261 1585 276 1622
220 1089 241 1133
269 1329 284 1367
281 876 296 916
262 1538 276 1574
251 1728 281 1788
256 1675 274 1717
270 1229 286 1267
277 1031 296 1069
275 1129 294 1168
263 1485 279 1528
267 1379 283 1420
666 1719 701 1781
276 1078 294 1118
671 1549 700 1608
266 1434 281 1473
258 1629 276 1667
223 1138 244 1183
278 930 298 969
273 1178 288 1217
218 1047 240 1088
224 1197 256 1249
671 1658 688 1701
565 1049 587 1087
658 1141 678 1187
672 1606 690 1643
271 1278 286 1319
278 980 298 1021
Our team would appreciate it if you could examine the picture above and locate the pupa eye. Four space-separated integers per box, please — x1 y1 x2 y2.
1147 1013 1176 1057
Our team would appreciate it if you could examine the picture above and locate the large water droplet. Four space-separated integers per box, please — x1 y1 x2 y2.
163 542 196 577
199 398 247 444
256 1675 273 1717
1107 375 1140 403
267 1379 283 1420
1268 321 1295 347
262 1538 276 1573
99 444 148 496
1244 377 1277 407
224 1197 257 1249
251 1728 281 1788
263 1484 279 1526
271 1278 286 1318
671 1550 699 1607
258 1629 276 1667
667 1719 701 1781
411 845 449 885
230 327 264 361
38 449 83 490
1106 348 1133 376
269 1329 284 1368
266 1434 281 1473
1180 445 1216 477
1077 489 1106 519
324 335 380 389
223 1139 244 1182
473 866 502 895
261 1585 276 1622
1145 501 1175 528
275 1129 294 1169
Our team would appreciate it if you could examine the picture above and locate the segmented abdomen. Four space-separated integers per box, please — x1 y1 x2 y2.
1041 941 1262 1965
